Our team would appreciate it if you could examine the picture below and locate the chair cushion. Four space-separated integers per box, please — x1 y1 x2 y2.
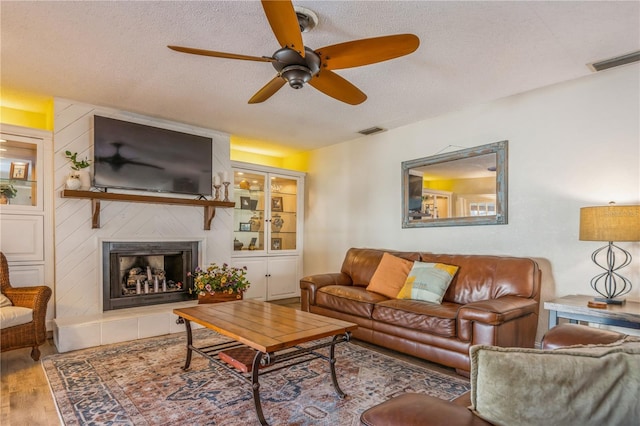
396 262 459 304
0 306 33 329
366 253 414 299
0 292 12 307
470 338 640 426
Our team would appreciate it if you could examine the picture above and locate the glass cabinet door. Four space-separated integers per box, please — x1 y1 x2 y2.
233 170 267 252
233 169 299 255
0 134 41 209
269 174 297 252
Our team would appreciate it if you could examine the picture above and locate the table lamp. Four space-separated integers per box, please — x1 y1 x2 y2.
579 203 640 304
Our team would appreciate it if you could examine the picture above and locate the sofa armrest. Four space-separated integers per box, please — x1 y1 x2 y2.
457 296 538 342
300 273 352 310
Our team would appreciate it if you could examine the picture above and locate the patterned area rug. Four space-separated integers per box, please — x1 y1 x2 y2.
43 329 470 425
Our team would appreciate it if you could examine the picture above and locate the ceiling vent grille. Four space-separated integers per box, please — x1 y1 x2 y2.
358 126 386 136
589 51 640 72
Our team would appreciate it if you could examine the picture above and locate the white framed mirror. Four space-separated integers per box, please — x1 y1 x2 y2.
402 141 508 228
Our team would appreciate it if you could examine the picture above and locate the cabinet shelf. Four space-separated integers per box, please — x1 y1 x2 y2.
61 189 235 230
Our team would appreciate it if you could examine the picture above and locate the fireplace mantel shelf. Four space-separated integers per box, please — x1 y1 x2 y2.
61 189 235 230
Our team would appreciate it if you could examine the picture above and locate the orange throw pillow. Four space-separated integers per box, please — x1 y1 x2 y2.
366 252 414 298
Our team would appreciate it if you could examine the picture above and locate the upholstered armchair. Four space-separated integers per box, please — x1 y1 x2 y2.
0 252 52 361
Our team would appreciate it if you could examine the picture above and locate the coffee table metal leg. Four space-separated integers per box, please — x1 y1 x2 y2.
180 317 193 370
251 350 268 425
329 334 346 399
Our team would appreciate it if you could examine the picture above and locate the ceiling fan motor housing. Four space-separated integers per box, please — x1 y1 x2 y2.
273 47 321 89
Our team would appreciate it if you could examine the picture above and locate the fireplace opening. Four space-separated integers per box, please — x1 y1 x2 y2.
102 241 198 311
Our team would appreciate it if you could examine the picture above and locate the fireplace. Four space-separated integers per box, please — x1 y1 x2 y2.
102 241 198 311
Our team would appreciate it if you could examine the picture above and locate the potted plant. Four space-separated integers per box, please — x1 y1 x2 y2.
187 263 250 304
64 150 91 190
0 182 17 204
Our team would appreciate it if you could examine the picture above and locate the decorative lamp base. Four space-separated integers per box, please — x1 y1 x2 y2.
594 297 626 305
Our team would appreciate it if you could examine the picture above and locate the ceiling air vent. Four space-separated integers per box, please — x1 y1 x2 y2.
589 51 640 72
358 126 386 136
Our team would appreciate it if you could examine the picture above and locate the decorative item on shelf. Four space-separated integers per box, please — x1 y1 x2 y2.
234 238 244 251
271 196 283 212
64 150 92 190
187 263 250 304
239 179 250 190
579 202 640 304
222 171 231 202
213 174 222 201
248 237 257 250
0 182 17 205
250 212 262 232
271 213 284 232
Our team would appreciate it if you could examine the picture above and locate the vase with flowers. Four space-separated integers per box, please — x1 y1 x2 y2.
0 182 17 204
188 263 250 304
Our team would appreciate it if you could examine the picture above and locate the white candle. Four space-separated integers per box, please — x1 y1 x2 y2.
213 175 220 186
222 171 229 183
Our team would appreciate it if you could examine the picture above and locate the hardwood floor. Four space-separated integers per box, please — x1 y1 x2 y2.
1 299 463 425
1 340 60 425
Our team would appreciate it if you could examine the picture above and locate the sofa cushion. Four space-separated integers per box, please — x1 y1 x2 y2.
372 299 459 337
397 262 459 304
317 285 388 319
470 338 640 426
0 292 12 307
366 253 414 298
0 306 33 329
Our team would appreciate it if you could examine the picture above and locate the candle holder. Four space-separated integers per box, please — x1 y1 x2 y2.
223 182 231 202
213 184 222 201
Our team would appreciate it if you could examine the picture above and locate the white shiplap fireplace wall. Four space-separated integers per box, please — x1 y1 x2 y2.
53 98 232 352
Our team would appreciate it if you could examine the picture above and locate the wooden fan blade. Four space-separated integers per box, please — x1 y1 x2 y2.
248 76 286 104
168 45 275 63
261 0 305 57
309 70 367 105
316 34 419 70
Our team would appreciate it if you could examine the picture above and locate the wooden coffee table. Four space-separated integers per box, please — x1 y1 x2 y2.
173 300 358 425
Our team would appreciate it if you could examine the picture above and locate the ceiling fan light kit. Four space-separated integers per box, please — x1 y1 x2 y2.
168 1 419 104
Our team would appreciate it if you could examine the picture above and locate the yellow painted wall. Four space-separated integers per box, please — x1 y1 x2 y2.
0 90 53 130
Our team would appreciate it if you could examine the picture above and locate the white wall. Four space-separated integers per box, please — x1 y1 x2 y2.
303 64 640 339
53 99 233 319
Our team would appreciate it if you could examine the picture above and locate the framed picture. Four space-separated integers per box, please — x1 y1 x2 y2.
240 196 251 210
9 162 29 180
271 196 283 212
250 199 258 210
271 238 282 250
239 222 251 232
249 237 257 250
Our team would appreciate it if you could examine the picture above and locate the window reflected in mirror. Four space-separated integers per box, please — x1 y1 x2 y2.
402 141 508 228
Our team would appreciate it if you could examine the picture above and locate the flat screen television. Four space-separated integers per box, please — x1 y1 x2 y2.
93 116 212 196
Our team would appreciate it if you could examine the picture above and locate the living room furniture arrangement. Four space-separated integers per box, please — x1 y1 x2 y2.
300 248 541 375
231 161 305 301
579 203 640 304
545 294 640 330
173 300 357 426
359 323 637 426
0 251 52 361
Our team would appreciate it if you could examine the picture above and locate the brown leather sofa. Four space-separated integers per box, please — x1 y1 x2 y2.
300 248 541 375
359 324 628 426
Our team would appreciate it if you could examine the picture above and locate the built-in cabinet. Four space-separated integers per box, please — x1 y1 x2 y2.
230 161 304 301
0 124 54 326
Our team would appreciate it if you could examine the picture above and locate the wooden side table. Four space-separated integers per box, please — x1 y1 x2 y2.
544 295 640 330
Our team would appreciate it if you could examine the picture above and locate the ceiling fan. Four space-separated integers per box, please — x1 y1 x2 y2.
168 0 419 105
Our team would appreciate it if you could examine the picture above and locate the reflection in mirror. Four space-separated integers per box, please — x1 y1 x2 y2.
402 141 508 228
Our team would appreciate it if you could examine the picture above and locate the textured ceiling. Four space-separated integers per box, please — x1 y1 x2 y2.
2 1 639 155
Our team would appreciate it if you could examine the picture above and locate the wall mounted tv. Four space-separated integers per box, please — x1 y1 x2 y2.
93 115 212 196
